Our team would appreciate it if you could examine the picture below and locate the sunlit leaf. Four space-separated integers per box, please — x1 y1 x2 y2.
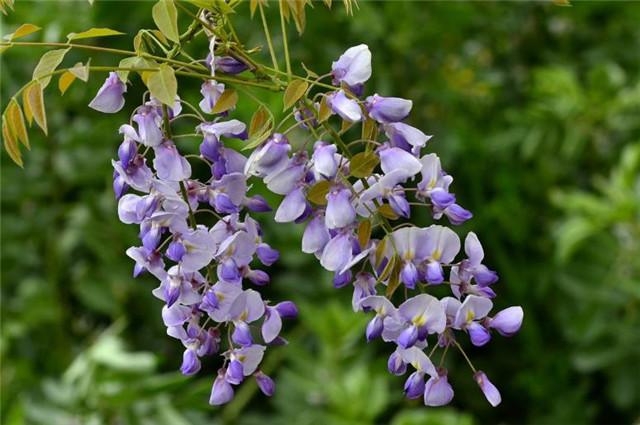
349 151 379 178
32 48 70 89
211 89 238 114
249 106 269 137
3 23 41 41
307 180 332 205
69 60 90 82
283 80 308 111
118 56 158 83
67 28 124 41
24 82 47 135
375 237 387 268
318 96 332 122
357 219 371 249
2 116 23 167
378 204 398 220
7 98 29 149
378 254 396 282
242 118 273 151
152 0 179 43
146 63 177 106
385 261 402 297
58 71 76 95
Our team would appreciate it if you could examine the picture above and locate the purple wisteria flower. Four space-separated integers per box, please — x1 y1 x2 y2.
109 39 522 410
89 71 127 113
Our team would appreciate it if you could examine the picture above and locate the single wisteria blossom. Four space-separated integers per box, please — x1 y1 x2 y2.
302 214 331 254
331 44 372 87
378 147 423 179
395 294 446 348
320 232 353 272
351 272 376 312
474 371 501 406
453 295 493 346
366 94 413 124
325 90 364 122
210 371 235 405
325 185 356 229
153 141 192 181
359 170 411 218
390 227 431 289
89 71 127 113
423 225 461 284
133 106 164 147
360 295 398 341
262 301 298 343
274 186 309 223
229 289 265 346
214 56 249 74
254 371 275 396
424 368 455 406
489 306 524 336
245 133 291 177
312 142 338 180
384 123 432 155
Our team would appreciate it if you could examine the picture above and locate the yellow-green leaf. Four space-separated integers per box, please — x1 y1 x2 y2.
307 180 332 205
32 48 70 89
249 106 268 137
301 62 319 78
22 89 33 125
378 204 398 220
7 99 29 149
69 60 90 82
58 71 76 95
379 254 396 282
385 261 402 297
211 89 238 115
361 118 377 141
357 219 371 249
283 80 308 111
67 27 124 41
2 117 23 167
146 63 177 106
374 237 387 269
318 96 332 123
25 82 47 135
3 23 41 41
349 151 379 178
152 0 179 43
242 119 273 151
117 56 158 83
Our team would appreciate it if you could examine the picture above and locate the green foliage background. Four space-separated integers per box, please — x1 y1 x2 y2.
2 2 639 424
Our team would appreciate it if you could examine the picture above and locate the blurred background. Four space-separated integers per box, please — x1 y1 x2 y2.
2 1 640 424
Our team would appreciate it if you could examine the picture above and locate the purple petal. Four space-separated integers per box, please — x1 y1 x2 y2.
210 375 235 405
404 371 426 399
254 371 275 396
325 90 364 122
474 371 501 407
180 348 201 375
89 72 126 113
366 94 412 124
489 306 523 337
424 368 454 406
331 44 372 87
275 187 307 223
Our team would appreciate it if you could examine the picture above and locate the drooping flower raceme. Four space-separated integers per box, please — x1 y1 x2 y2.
91 34 522 409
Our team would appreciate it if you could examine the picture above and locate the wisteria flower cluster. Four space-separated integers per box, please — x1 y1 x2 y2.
91 38 524 408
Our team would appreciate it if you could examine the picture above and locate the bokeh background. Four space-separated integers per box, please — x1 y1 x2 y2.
2 1 640 424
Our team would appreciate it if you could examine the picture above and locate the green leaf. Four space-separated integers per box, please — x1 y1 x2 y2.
67 28 124 41
283 80 308 111
69 60 90 82
117 56 158 83
24 82 47 135
242 117 273 151
3 23 41 41
32 48 70 89
146 63 177 106
152 0 179 44
307 180 332 205
378 204 399 220
6 98 29 149
357 219 371 249
2 115 23 167
349 151 379 178
211 89 238 114
318 96 332 122
249 106 269 137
